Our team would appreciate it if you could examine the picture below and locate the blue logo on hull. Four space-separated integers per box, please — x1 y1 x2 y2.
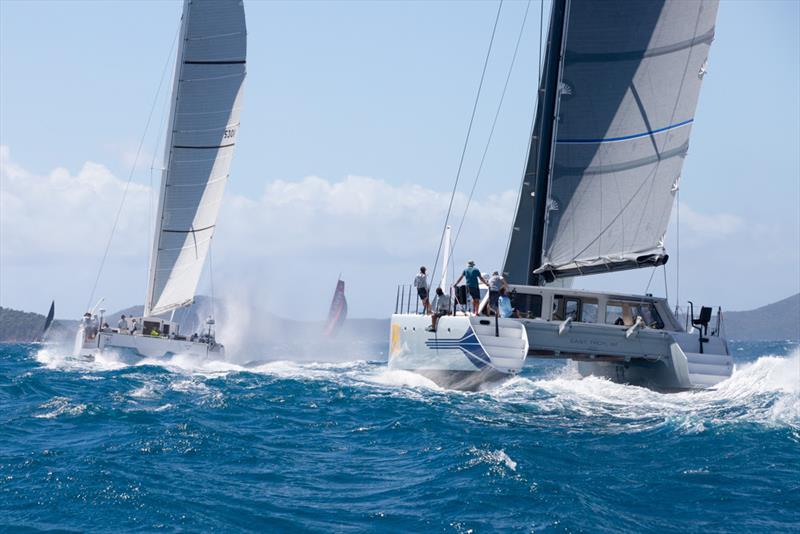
425 329 490 369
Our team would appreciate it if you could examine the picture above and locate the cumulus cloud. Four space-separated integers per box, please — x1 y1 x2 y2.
3 145 780 318
673 201 745 246
1 146 516 317
0 145 152 259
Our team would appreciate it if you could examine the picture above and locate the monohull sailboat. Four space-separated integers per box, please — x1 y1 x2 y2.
390 0 733 390
75 0 247 361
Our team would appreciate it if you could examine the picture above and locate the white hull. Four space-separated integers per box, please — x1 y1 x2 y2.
74 327 224 363
390 314 732 391
389 314 529 391
389 286 733 391
520 318 732 390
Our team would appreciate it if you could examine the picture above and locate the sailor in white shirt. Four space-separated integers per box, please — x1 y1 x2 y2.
487 271 507 314
413 266 431 314
427 287 452 332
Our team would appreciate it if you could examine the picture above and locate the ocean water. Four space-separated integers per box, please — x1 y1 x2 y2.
0 340 798 533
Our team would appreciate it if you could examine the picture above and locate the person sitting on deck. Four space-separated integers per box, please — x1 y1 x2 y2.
117 314 128 332
452 260 489 316
497 287 516 318
130 319 139 335
413 266 430 315
426 287 452 332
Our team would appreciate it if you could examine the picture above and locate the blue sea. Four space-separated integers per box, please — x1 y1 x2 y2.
1 340 798 533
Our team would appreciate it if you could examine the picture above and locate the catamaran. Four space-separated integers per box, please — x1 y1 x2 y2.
390 0 733 391
75 0 247 361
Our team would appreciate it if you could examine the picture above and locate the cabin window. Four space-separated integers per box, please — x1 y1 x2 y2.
630 302 664 329
581 300 599 323
605 303 627 325
143 320 161 334
553 295 598 323
512 293 542 319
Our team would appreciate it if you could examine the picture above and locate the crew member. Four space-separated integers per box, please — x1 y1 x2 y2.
452 260 489 316
413 266 430 314
426 287 452 332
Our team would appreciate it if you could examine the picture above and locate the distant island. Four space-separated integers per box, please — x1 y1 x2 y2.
1 293 798 344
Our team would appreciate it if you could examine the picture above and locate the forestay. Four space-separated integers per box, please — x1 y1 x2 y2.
506 0 718 283
145 0 247 317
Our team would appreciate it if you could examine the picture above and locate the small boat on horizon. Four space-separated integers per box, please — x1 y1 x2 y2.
74 0 247 362
390 0 733 391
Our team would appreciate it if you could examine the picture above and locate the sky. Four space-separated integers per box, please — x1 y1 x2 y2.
1 0 798 321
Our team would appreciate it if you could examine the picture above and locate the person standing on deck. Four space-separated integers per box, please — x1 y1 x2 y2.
452 260 489 316
487 270 508 314
413 266 430 314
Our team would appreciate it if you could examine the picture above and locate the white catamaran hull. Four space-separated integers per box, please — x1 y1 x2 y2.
389 314 529 391
519 319 732 390
74 328 224 363
390 313 732 391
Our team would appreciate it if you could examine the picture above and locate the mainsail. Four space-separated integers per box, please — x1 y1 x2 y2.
144 0 247 317
504 0 718 284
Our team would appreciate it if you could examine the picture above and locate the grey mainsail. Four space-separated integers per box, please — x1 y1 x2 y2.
504 0 718 284
144 0 247 317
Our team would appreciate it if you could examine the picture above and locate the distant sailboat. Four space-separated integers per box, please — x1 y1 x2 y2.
36 300 55 343
324 278 348 337
390 0 733 391
75 0 247 361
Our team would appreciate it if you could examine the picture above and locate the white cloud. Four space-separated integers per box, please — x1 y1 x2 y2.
0 145 153 259
2 145 793 318
0 146 516 317
674 201 745 246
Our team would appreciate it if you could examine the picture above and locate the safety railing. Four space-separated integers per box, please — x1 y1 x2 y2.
393 284 475 315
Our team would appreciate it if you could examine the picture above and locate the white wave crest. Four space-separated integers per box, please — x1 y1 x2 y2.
492 350 800 431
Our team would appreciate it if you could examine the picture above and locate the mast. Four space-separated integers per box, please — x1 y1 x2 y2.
527 0 568 286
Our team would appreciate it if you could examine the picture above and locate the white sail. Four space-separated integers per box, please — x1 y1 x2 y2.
145 0 247 317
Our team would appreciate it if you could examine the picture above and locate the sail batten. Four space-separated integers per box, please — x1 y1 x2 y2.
504 0 718 284
144 0 246 317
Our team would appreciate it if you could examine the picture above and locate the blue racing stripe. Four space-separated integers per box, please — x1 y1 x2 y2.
556 118 694 144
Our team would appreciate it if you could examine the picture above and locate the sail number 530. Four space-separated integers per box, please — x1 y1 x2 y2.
223 128 236 139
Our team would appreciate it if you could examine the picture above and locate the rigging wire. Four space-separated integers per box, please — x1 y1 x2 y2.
643 266 657 295
451 0 532 256
675 188 681 314
428 0 504 287
84 28 179 311
208 238 217 322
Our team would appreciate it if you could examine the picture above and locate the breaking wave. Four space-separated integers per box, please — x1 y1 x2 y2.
32 344 799 431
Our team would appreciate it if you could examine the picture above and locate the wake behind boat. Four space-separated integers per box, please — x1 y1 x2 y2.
75 0 247 362
390 0 733 391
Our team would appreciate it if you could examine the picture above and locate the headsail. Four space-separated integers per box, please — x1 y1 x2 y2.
505 0 718 283
145 0 247 316
324 279 348 337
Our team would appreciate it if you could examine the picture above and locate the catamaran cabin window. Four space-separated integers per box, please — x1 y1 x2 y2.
512 293 543 319
581 301 599 323
605 303 627 325
631 302 664 329
605 301 664 329
553 295 598 323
